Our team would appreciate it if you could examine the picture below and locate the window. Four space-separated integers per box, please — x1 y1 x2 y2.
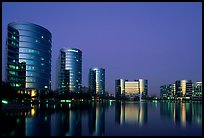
9 65 15 69
9 71 15 75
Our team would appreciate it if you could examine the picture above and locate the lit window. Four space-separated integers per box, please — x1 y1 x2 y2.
41 63 44 66
44 86 48 89
9 65 15 69
35 40 38 43
41 36 44 39
16 83 21 87
9 71 15 75
41 57 44 60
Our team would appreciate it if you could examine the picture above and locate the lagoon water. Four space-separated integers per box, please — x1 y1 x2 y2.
2 101 202 136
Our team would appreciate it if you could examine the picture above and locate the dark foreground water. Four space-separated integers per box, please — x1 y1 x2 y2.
2 101 202 136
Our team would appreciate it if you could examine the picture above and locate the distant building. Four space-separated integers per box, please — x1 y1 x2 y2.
57 48 82 94
88 68 105 96
160 84 175 99
192 81 202 100
115 79 148 100
6 22 52 98
160 80 202 100
115 79 125 98
175 80 192 99
138 79 148 98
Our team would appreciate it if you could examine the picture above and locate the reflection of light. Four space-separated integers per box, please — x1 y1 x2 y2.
139 104 143 126
2 100 8 104
44 116 48 121
181 103 186 127
31 108 35 116
173 103 176 124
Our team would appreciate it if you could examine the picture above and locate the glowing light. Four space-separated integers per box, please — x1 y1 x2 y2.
2 100 8 104
68 49 78 53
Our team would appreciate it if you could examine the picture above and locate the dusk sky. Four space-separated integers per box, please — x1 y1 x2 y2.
2 2 202 96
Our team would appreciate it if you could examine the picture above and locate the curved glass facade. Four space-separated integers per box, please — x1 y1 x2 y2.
139 79 148 98
58 48 82 93
89 68 105 96
6 22 52 95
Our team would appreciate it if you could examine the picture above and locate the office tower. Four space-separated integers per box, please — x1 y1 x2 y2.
160 84 175 99
115 79 125 98
6 22 52 98
175 80 192 99
138 79 148 98
57 48 82 93
192 81 202 100
88 68 105 96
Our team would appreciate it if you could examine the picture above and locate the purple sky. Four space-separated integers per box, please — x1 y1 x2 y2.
2 2 202 96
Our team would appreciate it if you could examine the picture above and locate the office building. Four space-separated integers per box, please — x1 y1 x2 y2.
175 80 192 99
57 48 82 93
160 84 175 99
6 22 52 98
192 81 202 100
89 67 105 96
115 79 125 98
115 79 148 100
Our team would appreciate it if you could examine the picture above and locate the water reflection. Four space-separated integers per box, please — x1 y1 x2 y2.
88 102 106 136
1 101 202 136
115 101 148 126
160 102 202 127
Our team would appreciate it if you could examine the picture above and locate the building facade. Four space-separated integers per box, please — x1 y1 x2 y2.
160 84 175 99
57 48 82 93
160 80 202 100
115 79 125 98
138 79 148 98
175 80 192 99
115 79 148 100
192 81 202 100
88 68 105 96
6 22 52 98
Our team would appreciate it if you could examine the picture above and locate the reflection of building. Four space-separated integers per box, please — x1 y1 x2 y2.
89 68 105 96
115 101 148 126
57 48 82 93
6 22 52 98
115 79 148 99
192 102 202 125
67 110 81 136
51 112 70 136
26 115 51 136
88 103 105 136
192 81 202 100
175 80 192 99
159 102 200 127
160 84 175 99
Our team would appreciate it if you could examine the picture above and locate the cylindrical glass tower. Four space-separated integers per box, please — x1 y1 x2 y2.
58 48 82 93
6 22 52 97
89 67 105 96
